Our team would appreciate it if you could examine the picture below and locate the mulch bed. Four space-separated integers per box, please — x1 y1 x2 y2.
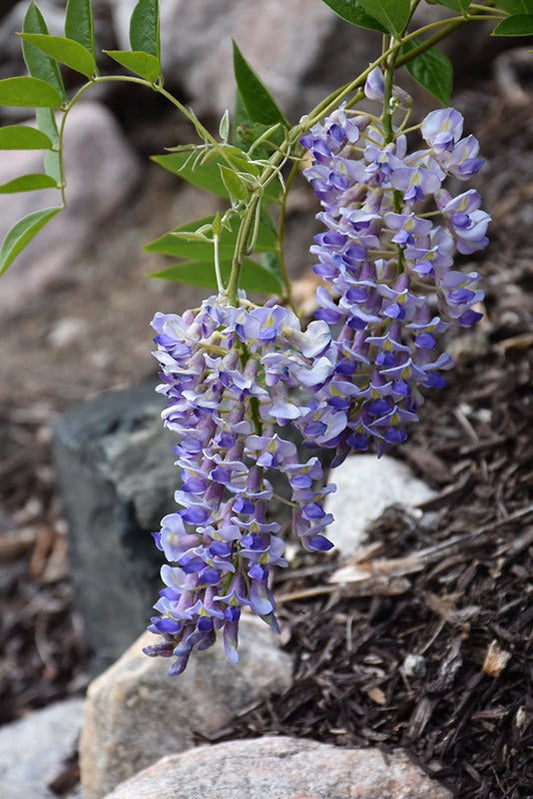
0 75 532 798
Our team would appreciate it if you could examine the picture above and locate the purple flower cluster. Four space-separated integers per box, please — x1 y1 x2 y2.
299 73 489 459
144 296 335 674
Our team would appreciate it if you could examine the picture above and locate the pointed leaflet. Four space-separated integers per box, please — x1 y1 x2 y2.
145 213 278 259
0 174 58 193
19 34 96 78
0 77 62 108
232 41 288 126
147 258 283 294
37 108 61 183
219 164 248 201
22 2 66 102
152 152 230 197
65 0 96 59
0 125 53 149
104 50 160 82
319 0 386 32
402 39 453 104
130 0 160 60
359 0 410 36
231 90 283 200
0 207 61 276
492 14 533 34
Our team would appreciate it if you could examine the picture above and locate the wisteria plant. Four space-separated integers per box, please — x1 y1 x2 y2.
1 0 531 675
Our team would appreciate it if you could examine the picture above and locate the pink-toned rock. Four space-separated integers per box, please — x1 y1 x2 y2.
80 618 293 799
103 736 453 799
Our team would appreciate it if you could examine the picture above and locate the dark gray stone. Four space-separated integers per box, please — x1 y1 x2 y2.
53 383 177 672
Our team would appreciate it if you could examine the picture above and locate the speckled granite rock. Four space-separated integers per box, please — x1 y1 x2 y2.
103 736 453 799
80 617 293 799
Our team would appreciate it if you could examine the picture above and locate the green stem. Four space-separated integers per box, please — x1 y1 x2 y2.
226 193 260 304
277 159 300 304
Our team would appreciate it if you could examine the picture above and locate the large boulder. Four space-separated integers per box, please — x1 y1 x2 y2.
103 736 453 799
52 383 175 672
80 619 293 799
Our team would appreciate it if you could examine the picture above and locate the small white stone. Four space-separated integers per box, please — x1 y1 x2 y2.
0 698 84 799
325 454 435 558
402 654 427 679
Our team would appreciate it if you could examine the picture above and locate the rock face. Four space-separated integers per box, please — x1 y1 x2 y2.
80 619 293 799
53 383 176 672
0 101 140 314
325 454 434 558
110 0 376 117
0 698 84 799
103 736 453 799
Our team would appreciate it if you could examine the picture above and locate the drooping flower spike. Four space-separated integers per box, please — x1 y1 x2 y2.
299 78 489 460
144 295 336 674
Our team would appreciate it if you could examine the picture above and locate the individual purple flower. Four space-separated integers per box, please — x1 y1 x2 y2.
364 67 385 100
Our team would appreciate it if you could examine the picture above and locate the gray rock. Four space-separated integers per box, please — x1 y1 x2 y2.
52 383 176 671
0 1 65 80
110 0 376 118
103 736 453 799
0 698 84 799
80 620 293 799
326 454 435 558
0 101 141 314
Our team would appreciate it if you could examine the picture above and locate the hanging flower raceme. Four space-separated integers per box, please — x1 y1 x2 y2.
144 294 335 674
299 70 489 461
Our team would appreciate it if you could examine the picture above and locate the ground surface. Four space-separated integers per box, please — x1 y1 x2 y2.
0 72 531 799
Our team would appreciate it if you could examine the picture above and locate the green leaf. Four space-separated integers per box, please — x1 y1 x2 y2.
65 0 96 59
492 13 533 34
36 108 59 146
145 213 278 260
0 206 61 276
319 0 386 32
219 164 248 201
432 0 470 12
153 148 281 202
494 0 533 12
152 152 230 197
433 0 471 12
0 173 58 193
19 34 96 78
402 39 453 104
103 50 160 82
22 2 66 102
0 77 62 108
147 258 282 294
359 0 410 36
130 0 160 60
232 41 288 126
36 108 61 182
0 125 53 149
